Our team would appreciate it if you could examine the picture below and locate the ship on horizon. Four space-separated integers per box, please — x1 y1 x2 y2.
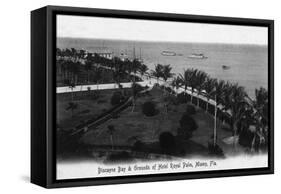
161 50 177 56
188 53 208 59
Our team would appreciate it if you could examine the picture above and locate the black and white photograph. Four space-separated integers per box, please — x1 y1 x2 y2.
55 14 270 180
1 0 281 192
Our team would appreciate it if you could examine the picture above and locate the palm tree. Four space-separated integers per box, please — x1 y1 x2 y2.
85 61 92 84
203 77 216 112
151 64 163 83
62 60 70 82
65 61 81 85
162 64 173 82
69 82 76 102
219 81 233 124
228 83 247 149
212 79 227 146
56 58 65 79
133 59 141 73
73 61 81 85
78 49 86 59
171 76 181 94
254 88 268 148
194 70 208 107
163 94 174 114
112 71 119 89
64 48 72 58
85 53 95 84
179 68 197 103
70 48 78 61
254 87 268 121
123 59 132 75
214 80 227 106
62 60 71 81
107 125 116 150
94 67 103 91
139 64 148 79
92 53 99 63
56 48 62 57
113 58 126 89
85 52 93 62
179 69 190 91
131 82 142 112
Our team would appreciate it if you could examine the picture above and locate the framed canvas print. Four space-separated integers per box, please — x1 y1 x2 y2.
31 5 274 188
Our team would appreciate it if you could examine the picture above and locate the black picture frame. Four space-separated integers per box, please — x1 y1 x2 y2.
31 5 274 188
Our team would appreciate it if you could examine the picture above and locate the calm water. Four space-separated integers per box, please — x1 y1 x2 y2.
57 38 268 98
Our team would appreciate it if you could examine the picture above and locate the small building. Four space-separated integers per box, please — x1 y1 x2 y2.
87 47 113 60
96 51 113 59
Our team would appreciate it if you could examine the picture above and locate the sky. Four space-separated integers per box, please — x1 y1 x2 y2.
57 15 268 45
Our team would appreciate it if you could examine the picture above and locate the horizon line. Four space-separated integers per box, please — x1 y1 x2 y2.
57 36 268 46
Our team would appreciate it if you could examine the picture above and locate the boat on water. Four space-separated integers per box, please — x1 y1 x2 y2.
161 51 177 56
222 65 231 70
188 53 208 59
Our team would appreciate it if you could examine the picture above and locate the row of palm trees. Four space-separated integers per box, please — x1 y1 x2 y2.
57 48 86 61
57 48 149 87
169 68 268 151
150 64 174 82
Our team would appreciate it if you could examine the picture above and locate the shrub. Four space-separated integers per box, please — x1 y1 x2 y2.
177 113 198 139
142 101 157 116
239 129 255 148
110 91 123 106
186 104 196 115
159 132 176 153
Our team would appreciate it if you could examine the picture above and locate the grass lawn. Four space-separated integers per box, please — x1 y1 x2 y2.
57 88 132 130
81 86 234 157
81 87 181 145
